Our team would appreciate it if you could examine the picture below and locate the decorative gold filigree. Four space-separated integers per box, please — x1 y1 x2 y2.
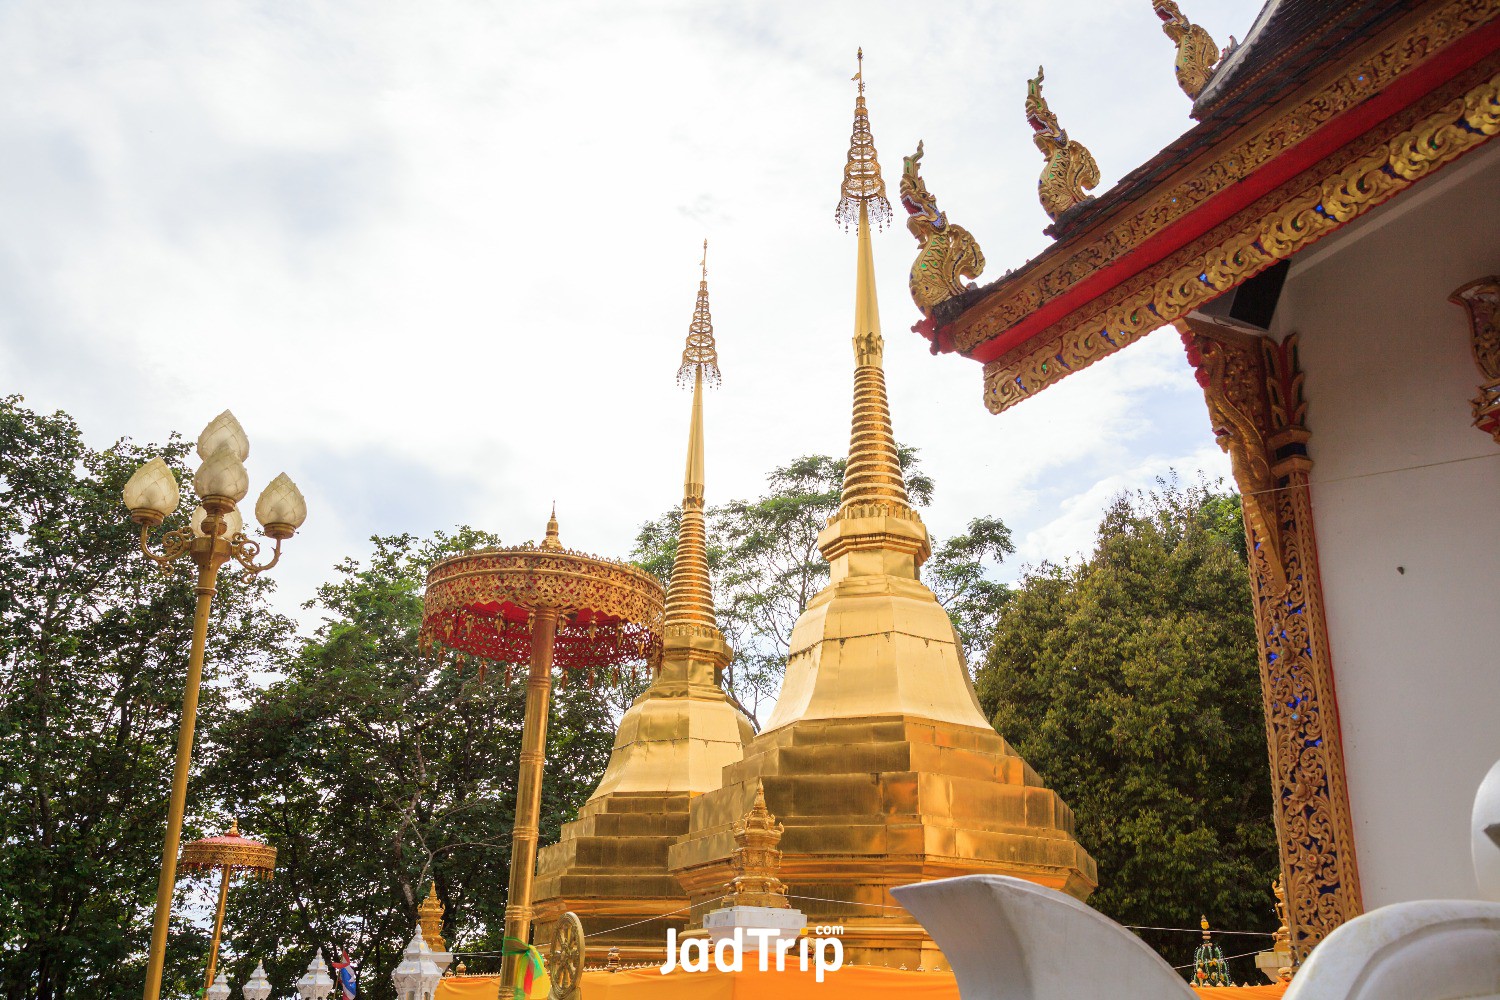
901 141 985 336
1181 324 1363 959
178 820 276 877
950 0 1498 359
1450 276 1500 443
728 781 790 909
1154 0 1220 99
1025 66 1100 223
836 48 891 231
678 240 721 388
983 66 1500 413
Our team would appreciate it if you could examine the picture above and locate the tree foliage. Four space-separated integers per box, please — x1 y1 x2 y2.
200 531 619 1000
0 395 294 1000
633 447 1013 724
976 480 1277 966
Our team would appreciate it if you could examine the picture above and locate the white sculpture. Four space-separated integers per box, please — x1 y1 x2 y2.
243 961 272 1000
892 758 1500 1000
1281 757 1500 1000
205 972 231 1000
391 925 444 1000
295 953 334 1000
890 875 1195 1000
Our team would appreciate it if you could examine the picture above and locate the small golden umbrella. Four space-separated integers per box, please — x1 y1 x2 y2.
179 819 277 992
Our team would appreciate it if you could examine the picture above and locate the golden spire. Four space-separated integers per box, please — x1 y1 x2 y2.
540 503 562 550
418 883 446 952
834 52 910 517
835 48 892 232
663 245 719 631
728 781 789 909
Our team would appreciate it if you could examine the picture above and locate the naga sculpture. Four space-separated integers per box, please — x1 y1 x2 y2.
1025 67 1100 224
900 141 985 335
1154 0 1221 100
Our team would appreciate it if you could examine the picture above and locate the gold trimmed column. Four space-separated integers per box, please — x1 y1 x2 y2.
1180 317 1363 959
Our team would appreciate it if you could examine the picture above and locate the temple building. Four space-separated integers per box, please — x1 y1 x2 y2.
898 0 1499 963
531 247 755 961
666 55 1095 970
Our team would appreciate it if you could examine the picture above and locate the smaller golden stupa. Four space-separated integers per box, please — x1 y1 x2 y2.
418 883 445 952
533 243 755 961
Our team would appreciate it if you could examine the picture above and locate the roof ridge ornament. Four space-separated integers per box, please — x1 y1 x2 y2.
1025 66 1100 225
900 140 986 338
1154 0 1222 100
835 48 892 232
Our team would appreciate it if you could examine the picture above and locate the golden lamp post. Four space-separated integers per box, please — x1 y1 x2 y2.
419 509 663 988
122 410 308 1000
179 820 277 994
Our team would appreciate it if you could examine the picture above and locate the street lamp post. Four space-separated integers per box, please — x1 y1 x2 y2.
123 410 307 1000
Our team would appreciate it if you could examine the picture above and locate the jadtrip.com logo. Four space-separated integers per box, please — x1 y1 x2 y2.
660 926 846 981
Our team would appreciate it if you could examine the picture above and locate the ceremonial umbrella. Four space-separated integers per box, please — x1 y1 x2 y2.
179 819 276 992
420 509 663 986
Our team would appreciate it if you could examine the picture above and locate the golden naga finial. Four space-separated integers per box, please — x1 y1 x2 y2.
418 883 446 952
540 504 562 550
1154 1 1221 100
1025 66 1101 224
729 781 789 909
900 141 985 335
835 47 892 232
677 239 720 388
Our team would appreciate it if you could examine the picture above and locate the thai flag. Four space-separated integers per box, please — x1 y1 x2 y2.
330 952 356 1000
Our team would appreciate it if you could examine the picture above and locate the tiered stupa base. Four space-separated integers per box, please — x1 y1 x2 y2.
669 713 1098 970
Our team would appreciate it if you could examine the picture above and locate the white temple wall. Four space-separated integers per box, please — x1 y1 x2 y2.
1268 140 1500 908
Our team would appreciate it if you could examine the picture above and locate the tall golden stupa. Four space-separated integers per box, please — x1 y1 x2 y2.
532 245 755 961
667 53 1096 969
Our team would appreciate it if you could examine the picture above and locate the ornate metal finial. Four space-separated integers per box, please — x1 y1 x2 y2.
1271 876 1294 982
677 239 721 387
900 140 985 333
418 883 446 952
228 817 239 836
1450 276 1500 443
1193 916 1233 987
836 48 892 231
729 781 790 909
1025 66 1100 224
540 504 562 550
1154 1 1221 100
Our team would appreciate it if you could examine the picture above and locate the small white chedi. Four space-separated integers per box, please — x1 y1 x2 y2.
891 758 1500 1000
391 925 445 1000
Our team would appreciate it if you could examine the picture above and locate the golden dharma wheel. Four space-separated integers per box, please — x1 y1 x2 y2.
178 819 276 878
547 912 585 1000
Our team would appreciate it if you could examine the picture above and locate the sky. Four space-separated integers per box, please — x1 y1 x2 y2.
0 0 1258 635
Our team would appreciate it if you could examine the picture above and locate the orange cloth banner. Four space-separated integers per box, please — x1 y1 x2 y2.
434 968 1289 1000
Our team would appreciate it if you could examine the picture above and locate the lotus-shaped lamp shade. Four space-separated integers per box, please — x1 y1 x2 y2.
243 962 272 1000
122 457 181 525
197 410 250 462
191 504 244 541
205 973 230 1000
194 446 250 504
297 954 334 1000
255 473 308 539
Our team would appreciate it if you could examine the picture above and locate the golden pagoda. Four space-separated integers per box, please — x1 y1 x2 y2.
532 243 755 962
418 883 445 952
667 52 1097 969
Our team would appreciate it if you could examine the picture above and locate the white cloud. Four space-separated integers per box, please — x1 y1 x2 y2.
0 0 1261 628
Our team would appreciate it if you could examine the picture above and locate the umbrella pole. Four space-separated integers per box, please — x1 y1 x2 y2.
502 608 558 988
204 866 230 991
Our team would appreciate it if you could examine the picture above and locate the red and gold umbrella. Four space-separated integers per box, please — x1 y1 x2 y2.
179 819 276 992
420 508 663 984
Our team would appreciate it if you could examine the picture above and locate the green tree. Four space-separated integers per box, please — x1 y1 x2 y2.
633 447 1011 724
0 395 294 1000
201 530 620 1000
976 480 1277 967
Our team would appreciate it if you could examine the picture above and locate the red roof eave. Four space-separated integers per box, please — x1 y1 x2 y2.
941 16 1500 365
